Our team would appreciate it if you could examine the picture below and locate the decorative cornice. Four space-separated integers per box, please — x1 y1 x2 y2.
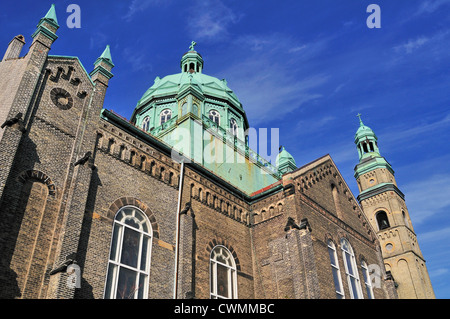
31 25 58 42
357 182 405 202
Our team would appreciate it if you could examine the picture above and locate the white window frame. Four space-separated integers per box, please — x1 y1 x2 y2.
340 238 363 299
104 206 153 299
209 110 220 125
210 245 238 299
142 116 150 132
160 109 172 125
361 260 375 299
229 118 238 136
327 240 345 299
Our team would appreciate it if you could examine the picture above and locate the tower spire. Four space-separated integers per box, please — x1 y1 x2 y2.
31 4 59 47
90 45 114 84
44 4 59 26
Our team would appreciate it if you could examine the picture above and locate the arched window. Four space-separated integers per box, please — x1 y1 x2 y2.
229 118 238 136
104 206 152 299
209 110 220 125
402 210 409 227
160 109 172 125
361 260 375 299
376 211 390 230
340 238 363 299
210 246 237 299
181 103 188 116
192 103 199 116
142 116 150 132
327 240 344 299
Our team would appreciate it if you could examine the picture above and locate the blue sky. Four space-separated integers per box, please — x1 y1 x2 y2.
1 0 449 298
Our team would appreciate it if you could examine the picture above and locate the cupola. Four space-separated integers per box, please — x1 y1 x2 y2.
180 41 204 73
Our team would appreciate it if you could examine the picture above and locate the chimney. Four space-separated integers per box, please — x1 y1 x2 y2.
2 35 26 61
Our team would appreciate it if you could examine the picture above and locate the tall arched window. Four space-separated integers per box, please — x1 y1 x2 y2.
181 103 188 116
340 238 363 299
376 211 390 230
361 260 375 299
229 118 238 136
209 110 220 125
142 116 150 132
210 245 237 299
327 240 344 299
192 103 199 116
160 109 172 125
104 206 153 299
402 210 409 227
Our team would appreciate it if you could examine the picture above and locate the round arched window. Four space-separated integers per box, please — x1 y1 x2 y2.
229 118 238 136
141 116 150 132
160 109 172 125
210 246 237 299
340 238 363 299
209 110 220 125
104 206 152 299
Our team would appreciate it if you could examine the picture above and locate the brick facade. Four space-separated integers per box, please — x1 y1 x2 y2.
0 11 399 300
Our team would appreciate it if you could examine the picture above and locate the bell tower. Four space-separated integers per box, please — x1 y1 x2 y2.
354 115 435 299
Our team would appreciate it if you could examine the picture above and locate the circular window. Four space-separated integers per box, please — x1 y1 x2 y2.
385 243 393 251
50 88 73 110
369 178 375 184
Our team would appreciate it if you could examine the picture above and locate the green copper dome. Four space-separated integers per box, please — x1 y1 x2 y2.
354 114 377 143
135 43 242 111
354 114 384 164
136 71 242 110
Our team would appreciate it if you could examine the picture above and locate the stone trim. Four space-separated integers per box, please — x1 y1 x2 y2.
205 239 241 272
17 169 56 196
106 197 160 239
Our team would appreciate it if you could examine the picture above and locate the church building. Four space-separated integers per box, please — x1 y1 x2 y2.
0 5 434 299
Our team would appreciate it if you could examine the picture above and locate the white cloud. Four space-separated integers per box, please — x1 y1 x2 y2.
187 0 242 41
419 226 450 243
123 47 153 73
217 33 330 125
378 114 450 147
416 0 450 15
394 36 430 54
402 173 450 225
123 0 165 22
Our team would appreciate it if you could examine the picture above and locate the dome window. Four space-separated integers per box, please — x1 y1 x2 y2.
160 109 172 125
209 110 220 125
142 116 150 132
230 118 238 136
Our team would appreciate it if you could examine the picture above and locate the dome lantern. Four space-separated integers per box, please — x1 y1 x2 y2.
181 41 204 74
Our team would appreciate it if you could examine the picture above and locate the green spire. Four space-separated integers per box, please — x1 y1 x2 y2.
94 45 114 68
90 45 114 80
276 146 297 174
32 4 59 42
44 4 59 26
100 45 113 64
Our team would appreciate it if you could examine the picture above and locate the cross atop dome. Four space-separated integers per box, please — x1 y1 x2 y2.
357 113 363 125
189 41 197 51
